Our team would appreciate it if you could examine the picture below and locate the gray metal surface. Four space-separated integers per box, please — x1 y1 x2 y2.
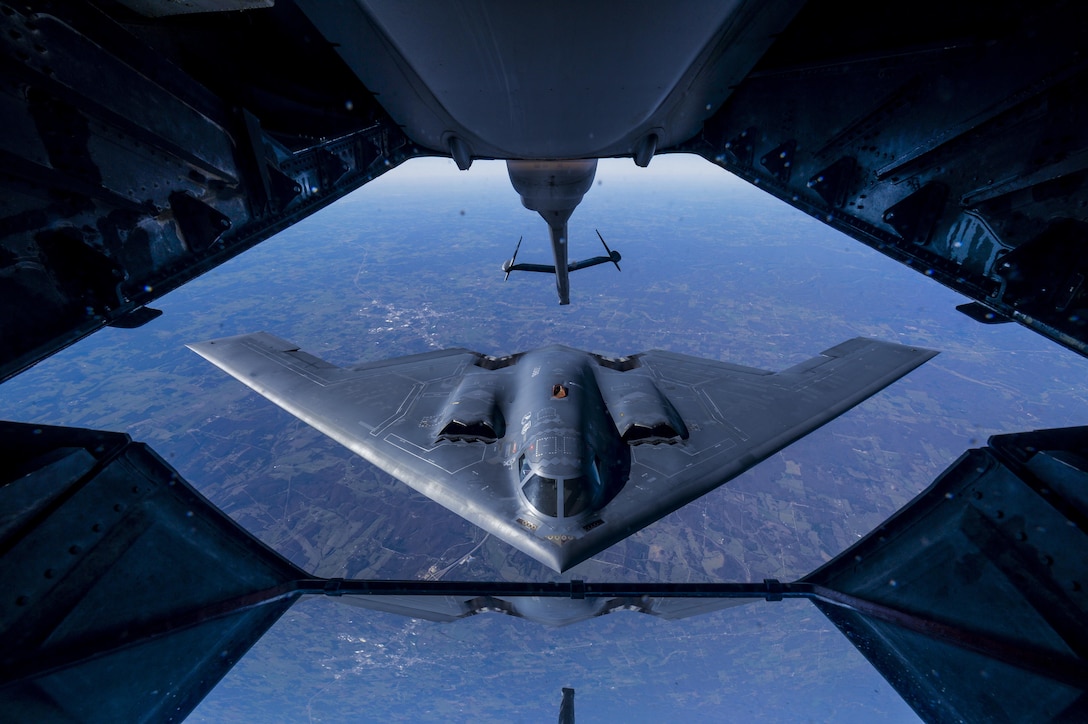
0 421 303 724
299 0 799 159
804 427 1088 723
189 334 936 571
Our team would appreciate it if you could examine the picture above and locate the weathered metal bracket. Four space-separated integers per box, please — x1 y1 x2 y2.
760 139 797 184
807 156 857 208
881 181 948 246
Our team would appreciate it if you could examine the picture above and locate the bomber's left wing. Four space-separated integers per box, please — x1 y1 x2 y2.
188 332 569 570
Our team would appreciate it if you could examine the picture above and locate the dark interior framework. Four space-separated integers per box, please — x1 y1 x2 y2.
2 3 1087 720
1 0 1086 380
2 421 1084 722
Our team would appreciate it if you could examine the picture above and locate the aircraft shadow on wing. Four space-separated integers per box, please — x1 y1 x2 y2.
189 335 936 572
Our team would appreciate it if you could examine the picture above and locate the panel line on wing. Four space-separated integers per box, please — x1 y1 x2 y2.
631 436 739 476
368 381 425 437
239 338 345 386
385 434 486 474
694 388 752 442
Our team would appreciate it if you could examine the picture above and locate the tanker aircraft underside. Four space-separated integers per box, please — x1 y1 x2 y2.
3 1 1086 378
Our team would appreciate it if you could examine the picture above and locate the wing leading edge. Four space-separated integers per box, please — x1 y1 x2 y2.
189 334 935 572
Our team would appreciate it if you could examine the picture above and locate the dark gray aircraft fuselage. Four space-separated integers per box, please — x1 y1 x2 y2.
506 347 629 529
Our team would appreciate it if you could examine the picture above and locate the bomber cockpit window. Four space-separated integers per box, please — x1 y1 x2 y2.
519 454 601 519
563 459 600 517
562 475 590 517
522 474 558 518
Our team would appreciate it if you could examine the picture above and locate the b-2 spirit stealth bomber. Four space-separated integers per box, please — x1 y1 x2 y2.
189 335 935 572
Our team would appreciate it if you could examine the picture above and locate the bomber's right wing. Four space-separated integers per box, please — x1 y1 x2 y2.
554 338 937 570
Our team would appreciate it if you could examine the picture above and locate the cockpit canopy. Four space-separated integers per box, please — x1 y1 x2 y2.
519 455 598 519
